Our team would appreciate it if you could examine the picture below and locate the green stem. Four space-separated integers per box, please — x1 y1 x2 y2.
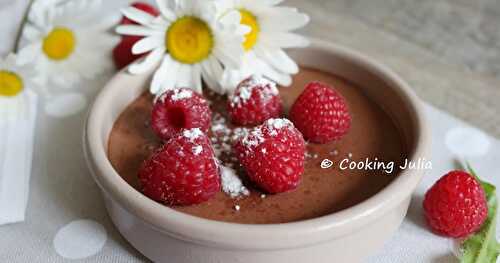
13 0 36 53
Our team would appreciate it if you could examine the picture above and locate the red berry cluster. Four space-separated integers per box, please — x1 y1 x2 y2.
138 75 353 206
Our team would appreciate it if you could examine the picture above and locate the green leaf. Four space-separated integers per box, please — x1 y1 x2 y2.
460 164 500 263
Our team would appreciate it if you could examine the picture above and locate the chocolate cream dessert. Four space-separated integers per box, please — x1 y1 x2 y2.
108 67 407 224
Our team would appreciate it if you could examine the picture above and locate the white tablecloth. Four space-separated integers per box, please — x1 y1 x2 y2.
1 0 499 262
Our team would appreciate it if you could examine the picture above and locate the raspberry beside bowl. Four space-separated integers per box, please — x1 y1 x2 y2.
84 39 431 262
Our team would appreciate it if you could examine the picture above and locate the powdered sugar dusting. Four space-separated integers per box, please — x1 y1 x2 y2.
266 118 293 131
192 145 203 155
232 127 249 141
209 113 252 161
183 128 203 142
246 75 277 91
305 151 319 159
183 129 204 155
238 118 293 149
171 89 193 101
241 128 265 148
210 113 234 160
229 75 278 107
232 85 252 106
220 165 250 198
208 113 254 199
265 118 294 137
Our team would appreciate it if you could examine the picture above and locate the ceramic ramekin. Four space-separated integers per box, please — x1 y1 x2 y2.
84 39 431 262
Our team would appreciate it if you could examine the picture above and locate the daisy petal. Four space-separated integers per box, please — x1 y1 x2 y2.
197 1 217 21
159 59 181 95
150 17 171 30
219 10 241 29
116 25 161 36
22 26 41 41
261 8 310 31
129 47 164 74
254 56 292 86
191 64 202 93
4 53 17 66
237 25 252 35
201 66 219 94
244 0 282 6
155 0 176 21
254 46 299 74
208 56 224 80
220 68 245 93
150 55 175 95
176 64 193 88
261 32 310 48
201 57 223 94
17 43 41 65
121 6 156 25
177 0 202 16
132 36 163 54
213 43 242 69
262 0 285 5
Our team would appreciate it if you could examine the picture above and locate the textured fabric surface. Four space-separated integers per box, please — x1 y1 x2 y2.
0 0 499 262
290 0 500 138
368 105 500 263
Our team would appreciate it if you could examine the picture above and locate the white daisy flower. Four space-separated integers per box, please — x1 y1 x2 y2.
0 53 36 122
17 0 119 88
217 0 310 89
116 0 246 96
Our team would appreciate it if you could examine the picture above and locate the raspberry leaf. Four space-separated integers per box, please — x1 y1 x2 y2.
459 165 500 263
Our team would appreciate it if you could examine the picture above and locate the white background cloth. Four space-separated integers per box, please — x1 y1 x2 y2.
0 0 499 262
0 0 30 55
0 90 37 225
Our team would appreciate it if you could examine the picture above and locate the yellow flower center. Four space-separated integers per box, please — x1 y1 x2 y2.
239 9 259 51
42 27 76 61
166 16 214 64
0 70 23 97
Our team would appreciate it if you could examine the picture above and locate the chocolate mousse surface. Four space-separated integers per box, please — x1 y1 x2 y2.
107 67 407 224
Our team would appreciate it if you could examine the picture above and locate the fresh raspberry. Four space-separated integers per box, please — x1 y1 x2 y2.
289 82 351 143
234 118 305 193
423 170 488 238
112 35 144 70
138 128 220 206
151 88 212 141
120 2 160 25
227 75 282 125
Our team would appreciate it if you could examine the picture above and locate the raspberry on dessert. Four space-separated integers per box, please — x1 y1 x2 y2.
227 75 282 125
234 118 306 193
289 81 351 144
423 170 488 238
120 2 160 25
138 128 220 206
113 35 144 70
152 88 212 141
